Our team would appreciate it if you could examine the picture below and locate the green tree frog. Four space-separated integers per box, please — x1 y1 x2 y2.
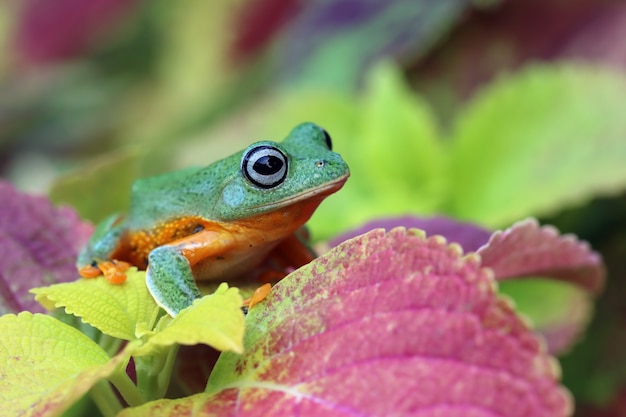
77 123 349 316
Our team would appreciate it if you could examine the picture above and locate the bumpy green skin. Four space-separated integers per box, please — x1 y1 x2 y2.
78 123 349 316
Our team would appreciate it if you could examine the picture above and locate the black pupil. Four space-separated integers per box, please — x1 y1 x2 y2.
253 155 283 175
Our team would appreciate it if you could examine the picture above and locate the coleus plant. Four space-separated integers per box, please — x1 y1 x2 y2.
0 181 604 416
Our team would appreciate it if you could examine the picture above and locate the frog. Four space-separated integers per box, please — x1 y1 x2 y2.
77 122 349 317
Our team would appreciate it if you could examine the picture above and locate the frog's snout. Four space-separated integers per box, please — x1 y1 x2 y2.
315 152 350 180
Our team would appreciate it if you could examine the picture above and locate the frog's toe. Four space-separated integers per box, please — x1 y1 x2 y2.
243 283 272 311
78 264 102 278
78 260 130 284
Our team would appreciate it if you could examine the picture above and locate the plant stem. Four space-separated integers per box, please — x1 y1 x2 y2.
109 369 146 408
157 344 180 397
135 344 180 401
99 334 124 357
135 354 160 400
89 380 123 417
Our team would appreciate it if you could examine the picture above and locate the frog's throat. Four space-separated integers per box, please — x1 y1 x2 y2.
252 173 349 211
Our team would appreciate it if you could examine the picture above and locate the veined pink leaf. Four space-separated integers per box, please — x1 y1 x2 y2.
477 218 605 294
126 228 571 416
0 181 92 314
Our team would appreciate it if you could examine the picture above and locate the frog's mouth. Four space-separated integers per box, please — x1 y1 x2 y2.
254 172 349 210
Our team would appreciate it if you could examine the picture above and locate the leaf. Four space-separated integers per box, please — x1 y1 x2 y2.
0 181 93 314
49 147 141 223
329 215 492 252
477 218 605 294
0 312 129 417
560 3 626 69
447 64 626 226
125 228 571 416
259 63 446 240
273 0 472 90
13 0 139 64
133 283 244 356
354 63 447 215
499 279 593 355
477 218 605 354
408 0 616 116
330 217 602 353
31 268 158 341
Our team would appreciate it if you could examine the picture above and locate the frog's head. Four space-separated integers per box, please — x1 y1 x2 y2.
215 122 350 220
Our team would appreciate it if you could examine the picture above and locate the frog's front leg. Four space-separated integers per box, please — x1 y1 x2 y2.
146 230 234 317
78 213 131 284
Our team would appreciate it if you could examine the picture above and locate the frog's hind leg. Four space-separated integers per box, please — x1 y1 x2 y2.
240 230 315 312
145 230 235 317
262 229 316 280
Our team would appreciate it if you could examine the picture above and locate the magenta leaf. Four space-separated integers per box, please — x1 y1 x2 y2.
193 228 570 416
0 181 92 314
13 0 139 64
411 1 626 107
330 215 492 252
477 218 605 294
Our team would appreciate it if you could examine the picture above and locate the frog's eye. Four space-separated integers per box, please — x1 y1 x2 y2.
322 128 332 150
242 145 288 189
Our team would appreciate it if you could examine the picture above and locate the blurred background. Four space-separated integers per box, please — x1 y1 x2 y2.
2 0 626 415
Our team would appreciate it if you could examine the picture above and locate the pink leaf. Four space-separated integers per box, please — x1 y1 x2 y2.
477 218 605 294
13 0 139 65
330 215 492 252
0 181 92 313
193 228 571 417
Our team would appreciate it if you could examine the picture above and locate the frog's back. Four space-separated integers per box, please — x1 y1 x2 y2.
126 164 232 230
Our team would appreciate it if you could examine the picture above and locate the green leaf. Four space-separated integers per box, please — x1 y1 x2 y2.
499 278 592 354
275 1 471 90
447 64 626 226
315 63 444 238
0 312 128 417
31 268 159 341
133 283 244 356
349 63 447 216
49 147 142 223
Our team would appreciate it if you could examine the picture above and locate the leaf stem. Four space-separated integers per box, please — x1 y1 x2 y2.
157 344 180 397
99 334 124 357
134 344 180 401
109 369 146 407
89 380 123 417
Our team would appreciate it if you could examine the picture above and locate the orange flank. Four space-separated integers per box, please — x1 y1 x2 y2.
127 216 210 269
79 194 328 287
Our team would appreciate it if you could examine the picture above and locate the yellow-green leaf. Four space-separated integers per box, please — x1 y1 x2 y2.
31 268 158 341
134 283 244 356
49 147 141 224
448 64 626 226
0 312 128 417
